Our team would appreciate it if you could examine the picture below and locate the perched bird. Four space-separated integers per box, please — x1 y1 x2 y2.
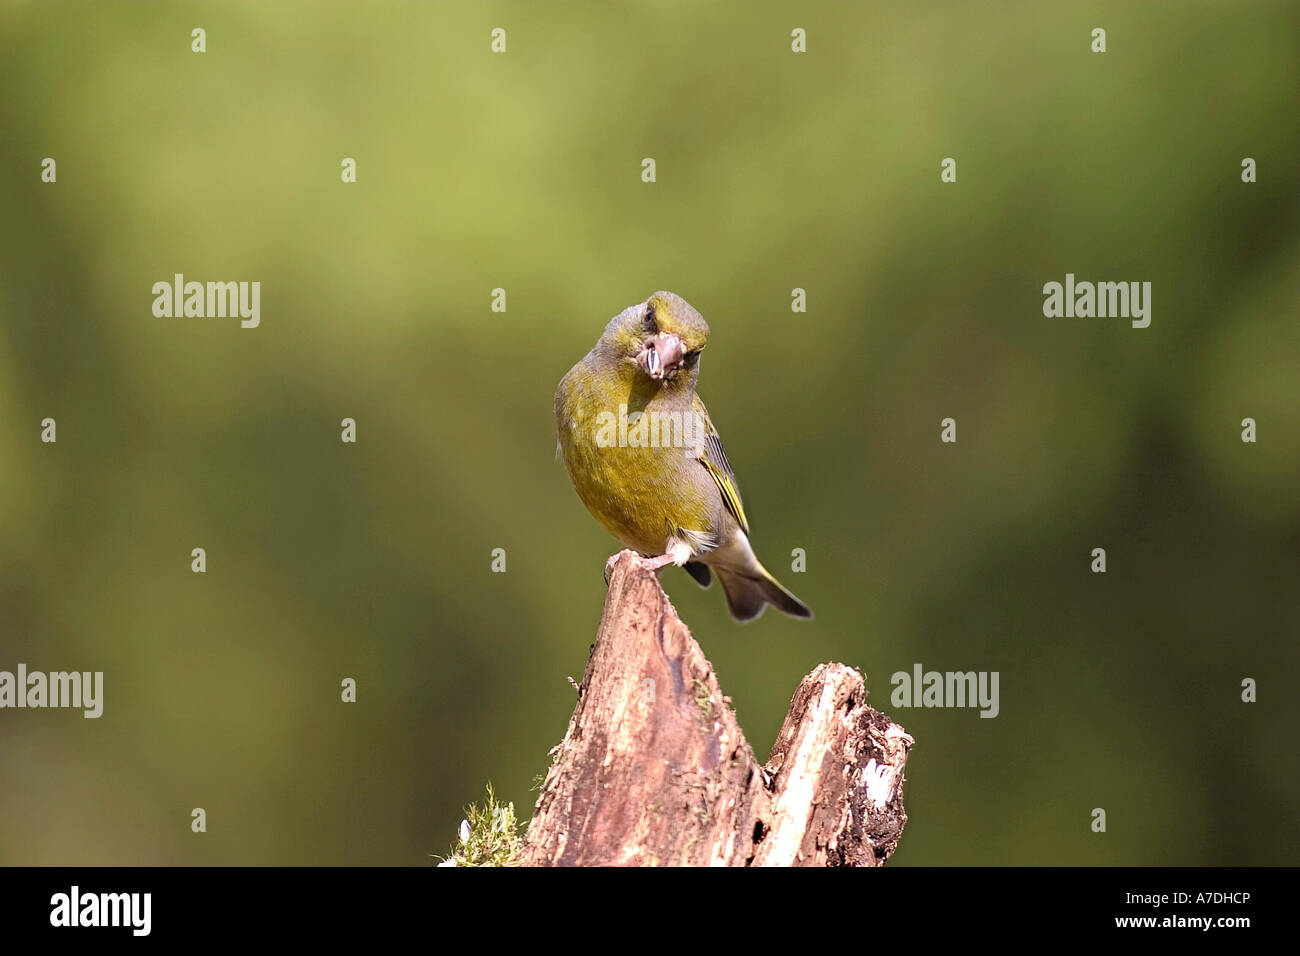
555 291 812 622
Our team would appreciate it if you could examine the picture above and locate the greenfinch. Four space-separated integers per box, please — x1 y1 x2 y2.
555 291 812 622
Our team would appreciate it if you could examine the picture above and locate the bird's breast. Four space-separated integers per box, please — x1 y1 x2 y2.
556 362 715 552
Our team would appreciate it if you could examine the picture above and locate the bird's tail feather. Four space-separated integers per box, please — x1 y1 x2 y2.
683 561 712 588
715 566 812 622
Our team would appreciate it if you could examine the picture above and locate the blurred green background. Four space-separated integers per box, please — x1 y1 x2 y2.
1 1 1297 865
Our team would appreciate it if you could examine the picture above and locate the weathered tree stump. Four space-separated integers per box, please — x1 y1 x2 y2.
523 551 913 866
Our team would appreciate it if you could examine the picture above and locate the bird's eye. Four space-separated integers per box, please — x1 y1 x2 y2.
643 305 656 332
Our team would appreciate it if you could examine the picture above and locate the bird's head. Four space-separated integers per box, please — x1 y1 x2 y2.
599 291 710 385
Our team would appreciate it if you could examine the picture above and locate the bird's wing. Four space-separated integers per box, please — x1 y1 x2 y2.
691 392 750 536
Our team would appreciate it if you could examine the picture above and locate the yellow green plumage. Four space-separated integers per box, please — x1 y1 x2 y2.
555 291 811 622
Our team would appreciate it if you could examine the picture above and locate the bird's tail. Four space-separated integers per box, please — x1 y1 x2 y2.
715 565 812 622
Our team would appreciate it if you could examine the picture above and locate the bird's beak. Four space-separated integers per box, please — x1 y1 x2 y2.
638 332 685 381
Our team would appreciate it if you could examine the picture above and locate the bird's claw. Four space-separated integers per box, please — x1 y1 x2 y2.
604 549 675 586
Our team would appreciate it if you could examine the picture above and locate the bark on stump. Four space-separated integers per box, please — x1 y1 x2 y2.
522 550 913 866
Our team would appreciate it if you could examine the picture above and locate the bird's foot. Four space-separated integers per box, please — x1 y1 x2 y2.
641 553 678 572
603 550 680 585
